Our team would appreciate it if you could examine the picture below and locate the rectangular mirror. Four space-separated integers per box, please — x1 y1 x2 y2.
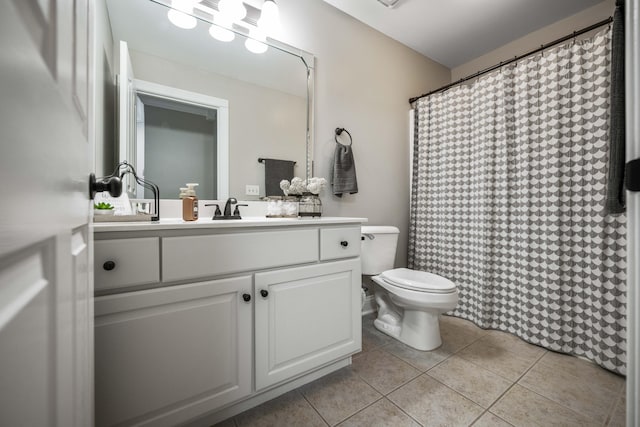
105 0 314 200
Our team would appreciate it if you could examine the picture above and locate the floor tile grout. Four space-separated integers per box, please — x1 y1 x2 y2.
428 339 549 426
226 315 625 427
299 390 331 426
455 337 548 383
517 349 623 426
603 378 626 426
474 346 549 424
385 396 427 427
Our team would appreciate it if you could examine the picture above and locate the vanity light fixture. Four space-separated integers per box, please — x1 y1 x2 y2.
209 14 235 42
167 0 280 53
245 28 268 53
218 0 247 23
257 0 280 37
167 0 198 29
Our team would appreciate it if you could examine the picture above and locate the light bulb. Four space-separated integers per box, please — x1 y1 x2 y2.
209 14 235 42
209 25 234 42
257 0 280 37
245 29 268 54
218 0 247 23
167 0 197 29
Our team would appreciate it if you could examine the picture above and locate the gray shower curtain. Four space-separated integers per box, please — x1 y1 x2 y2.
409 28 627 374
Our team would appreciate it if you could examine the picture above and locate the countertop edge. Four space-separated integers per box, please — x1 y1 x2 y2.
93 217 368 233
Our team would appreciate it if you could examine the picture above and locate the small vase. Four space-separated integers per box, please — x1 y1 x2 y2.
94 209 115 216
298 193 322 217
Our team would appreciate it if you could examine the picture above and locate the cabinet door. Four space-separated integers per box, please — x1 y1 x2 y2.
95 277 252 427
255 259 362 390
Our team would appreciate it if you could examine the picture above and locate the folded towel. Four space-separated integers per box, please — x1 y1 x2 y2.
606 0 626 214
263 159 295 196
332 143 358 197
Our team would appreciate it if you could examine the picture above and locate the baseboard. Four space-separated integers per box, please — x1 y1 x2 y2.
361 294 376 315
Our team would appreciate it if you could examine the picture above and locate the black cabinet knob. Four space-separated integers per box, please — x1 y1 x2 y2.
340 241 349 247
103 261 116 271
242 293 251 302
260 289 269 298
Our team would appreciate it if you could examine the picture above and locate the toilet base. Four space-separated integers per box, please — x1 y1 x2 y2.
374 309 442 351
373 290 443 351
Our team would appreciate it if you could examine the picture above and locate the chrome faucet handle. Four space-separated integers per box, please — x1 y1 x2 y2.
223 197 238 216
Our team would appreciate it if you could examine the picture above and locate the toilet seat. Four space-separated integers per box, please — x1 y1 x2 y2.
380 268 456 294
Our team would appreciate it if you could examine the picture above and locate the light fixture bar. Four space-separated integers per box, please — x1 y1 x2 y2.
197 0 261 27
158 0 278 53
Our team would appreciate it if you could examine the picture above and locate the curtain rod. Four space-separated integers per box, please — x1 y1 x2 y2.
409 16 613 105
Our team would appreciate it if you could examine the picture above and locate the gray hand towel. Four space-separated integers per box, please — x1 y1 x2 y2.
263 159 295 196
606 0 626 214
332 143 358 197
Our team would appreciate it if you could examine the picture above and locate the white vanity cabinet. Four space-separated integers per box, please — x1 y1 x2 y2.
93 219 364 427
255 259 361 390
94 276 252 427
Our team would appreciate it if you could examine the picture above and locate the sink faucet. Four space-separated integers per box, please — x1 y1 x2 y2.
206 198 246 220
223 197 237 217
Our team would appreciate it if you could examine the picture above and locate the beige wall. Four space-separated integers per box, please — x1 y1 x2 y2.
277 0 450 267
452 0 614 81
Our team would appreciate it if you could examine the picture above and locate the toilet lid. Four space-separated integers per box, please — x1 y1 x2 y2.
380 268 456 293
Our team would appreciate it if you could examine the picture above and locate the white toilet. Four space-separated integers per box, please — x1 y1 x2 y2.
361 226 458 351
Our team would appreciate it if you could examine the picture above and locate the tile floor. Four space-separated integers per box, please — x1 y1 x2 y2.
216 314 626 427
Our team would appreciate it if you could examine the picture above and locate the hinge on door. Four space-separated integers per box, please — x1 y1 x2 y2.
627 158 640 192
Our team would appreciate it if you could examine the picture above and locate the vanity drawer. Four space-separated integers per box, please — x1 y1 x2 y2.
320 227 361 261
94 238 160 291
162 229 319 282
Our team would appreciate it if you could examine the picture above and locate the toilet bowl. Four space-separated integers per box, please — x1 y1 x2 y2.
372 268 457 351
361 226 458 351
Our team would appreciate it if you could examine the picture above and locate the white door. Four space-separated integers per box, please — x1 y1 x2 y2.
626 0 640 424
0 1 93 426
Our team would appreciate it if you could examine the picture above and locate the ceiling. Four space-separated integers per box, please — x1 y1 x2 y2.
321 0 605 68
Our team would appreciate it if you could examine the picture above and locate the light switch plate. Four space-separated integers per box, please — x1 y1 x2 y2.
245 185 260 196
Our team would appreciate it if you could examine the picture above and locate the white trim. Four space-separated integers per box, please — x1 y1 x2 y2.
216 107 230 200
134 79 229 110
626 0 639 425
133 79 230 199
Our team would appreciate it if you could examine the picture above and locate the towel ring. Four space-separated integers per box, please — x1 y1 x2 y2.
335 127 352 146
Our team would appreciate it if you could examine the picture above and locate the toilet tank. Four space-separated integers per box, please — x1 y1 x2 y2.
361 226 399 275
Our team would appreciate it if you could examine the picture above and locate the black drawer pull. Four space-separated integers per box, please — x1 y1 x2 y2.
260 289 269 298
242 293 251 302
340 241 349 247
103 261 116 271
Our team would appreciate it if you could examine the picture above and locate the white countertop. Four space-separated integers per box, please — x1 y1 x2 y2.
93 216 368 233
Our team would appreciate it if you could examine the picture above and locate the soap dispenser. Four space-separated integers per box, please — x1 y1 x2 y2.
182 183 199 221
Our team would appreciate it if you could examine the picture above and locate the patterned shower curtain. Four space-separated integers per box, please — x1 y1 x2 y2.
408 28 627 374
